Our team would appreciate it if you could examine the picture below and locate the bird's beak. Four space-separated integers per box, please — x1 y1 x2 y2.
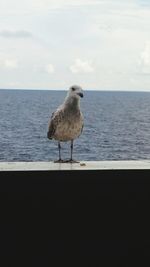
78 92 83 98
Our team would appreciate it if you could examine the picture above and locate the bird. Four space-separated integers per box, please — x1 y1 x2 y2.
47 85 84 163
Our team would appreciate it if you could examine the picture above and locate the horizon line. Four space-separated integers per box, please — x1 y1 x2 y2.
1 88 150 93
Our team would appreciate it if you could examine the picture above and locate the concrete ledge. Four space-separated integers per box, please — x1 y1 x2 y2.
1 160 150 171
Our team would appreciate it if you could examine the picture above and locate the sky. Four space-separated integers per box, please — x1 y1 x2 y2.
0 0 150 91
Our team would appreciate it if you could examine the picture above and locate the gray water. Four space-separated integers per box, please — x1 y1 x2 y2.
0 89 150 161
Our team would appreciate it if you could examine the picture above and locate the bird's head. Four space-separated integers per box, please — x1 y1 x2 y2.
68 85 84 99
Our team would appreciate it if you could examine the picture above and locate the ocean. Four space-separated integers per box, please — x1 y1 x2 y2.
0 89 150 162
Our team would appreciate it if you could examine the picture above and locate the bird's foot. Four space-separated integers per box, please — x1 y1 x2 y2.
54 159 80 163
54 159 66 163
65 159 80 163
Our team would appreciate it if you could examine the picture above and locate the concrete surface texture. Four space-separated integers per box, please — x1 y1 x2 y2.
0 160 150 171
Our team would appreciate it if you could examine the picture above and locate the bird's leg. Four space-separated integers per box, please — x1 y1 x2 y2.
66 140 79 163
71 140 73 161
58 141 61 160
54 142 65 163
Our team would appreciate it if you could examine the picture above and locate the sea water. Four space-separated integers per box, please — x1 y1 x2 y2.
0 89 150 161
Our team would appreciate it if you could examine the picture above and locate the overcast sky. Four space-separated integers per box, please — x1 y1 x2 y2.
0 0 150 90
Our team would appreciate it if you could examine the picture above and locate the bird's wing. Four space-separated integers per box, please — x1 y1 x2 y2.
47 106 64 139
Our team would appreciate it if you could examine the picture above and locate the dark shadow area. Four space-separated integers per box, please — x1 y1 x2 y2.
0 169 150 266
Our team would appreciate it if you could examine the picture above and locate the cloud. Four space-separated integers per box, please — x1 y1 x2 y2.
140 41 150 66
137 0 150 8
138 41 150 74
4 59 18 69
0 30 33 39
70 58 94 74
0 0 150 90
33 63 55 74
0 56 18 70
34 0 101 10
8 81 21 87
0 0 103 16
45 64 55 74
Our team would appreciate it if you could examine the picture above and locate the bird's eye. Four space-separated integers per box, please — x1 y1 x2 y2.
72 87 75 91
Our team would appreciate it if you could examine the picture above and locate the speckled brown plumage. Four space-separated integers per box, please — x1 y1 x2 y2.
47 105 83 141
47 85 84 162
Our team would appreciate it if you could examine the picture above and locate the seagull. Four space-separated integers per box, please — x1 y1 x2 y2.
47 85 84 163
